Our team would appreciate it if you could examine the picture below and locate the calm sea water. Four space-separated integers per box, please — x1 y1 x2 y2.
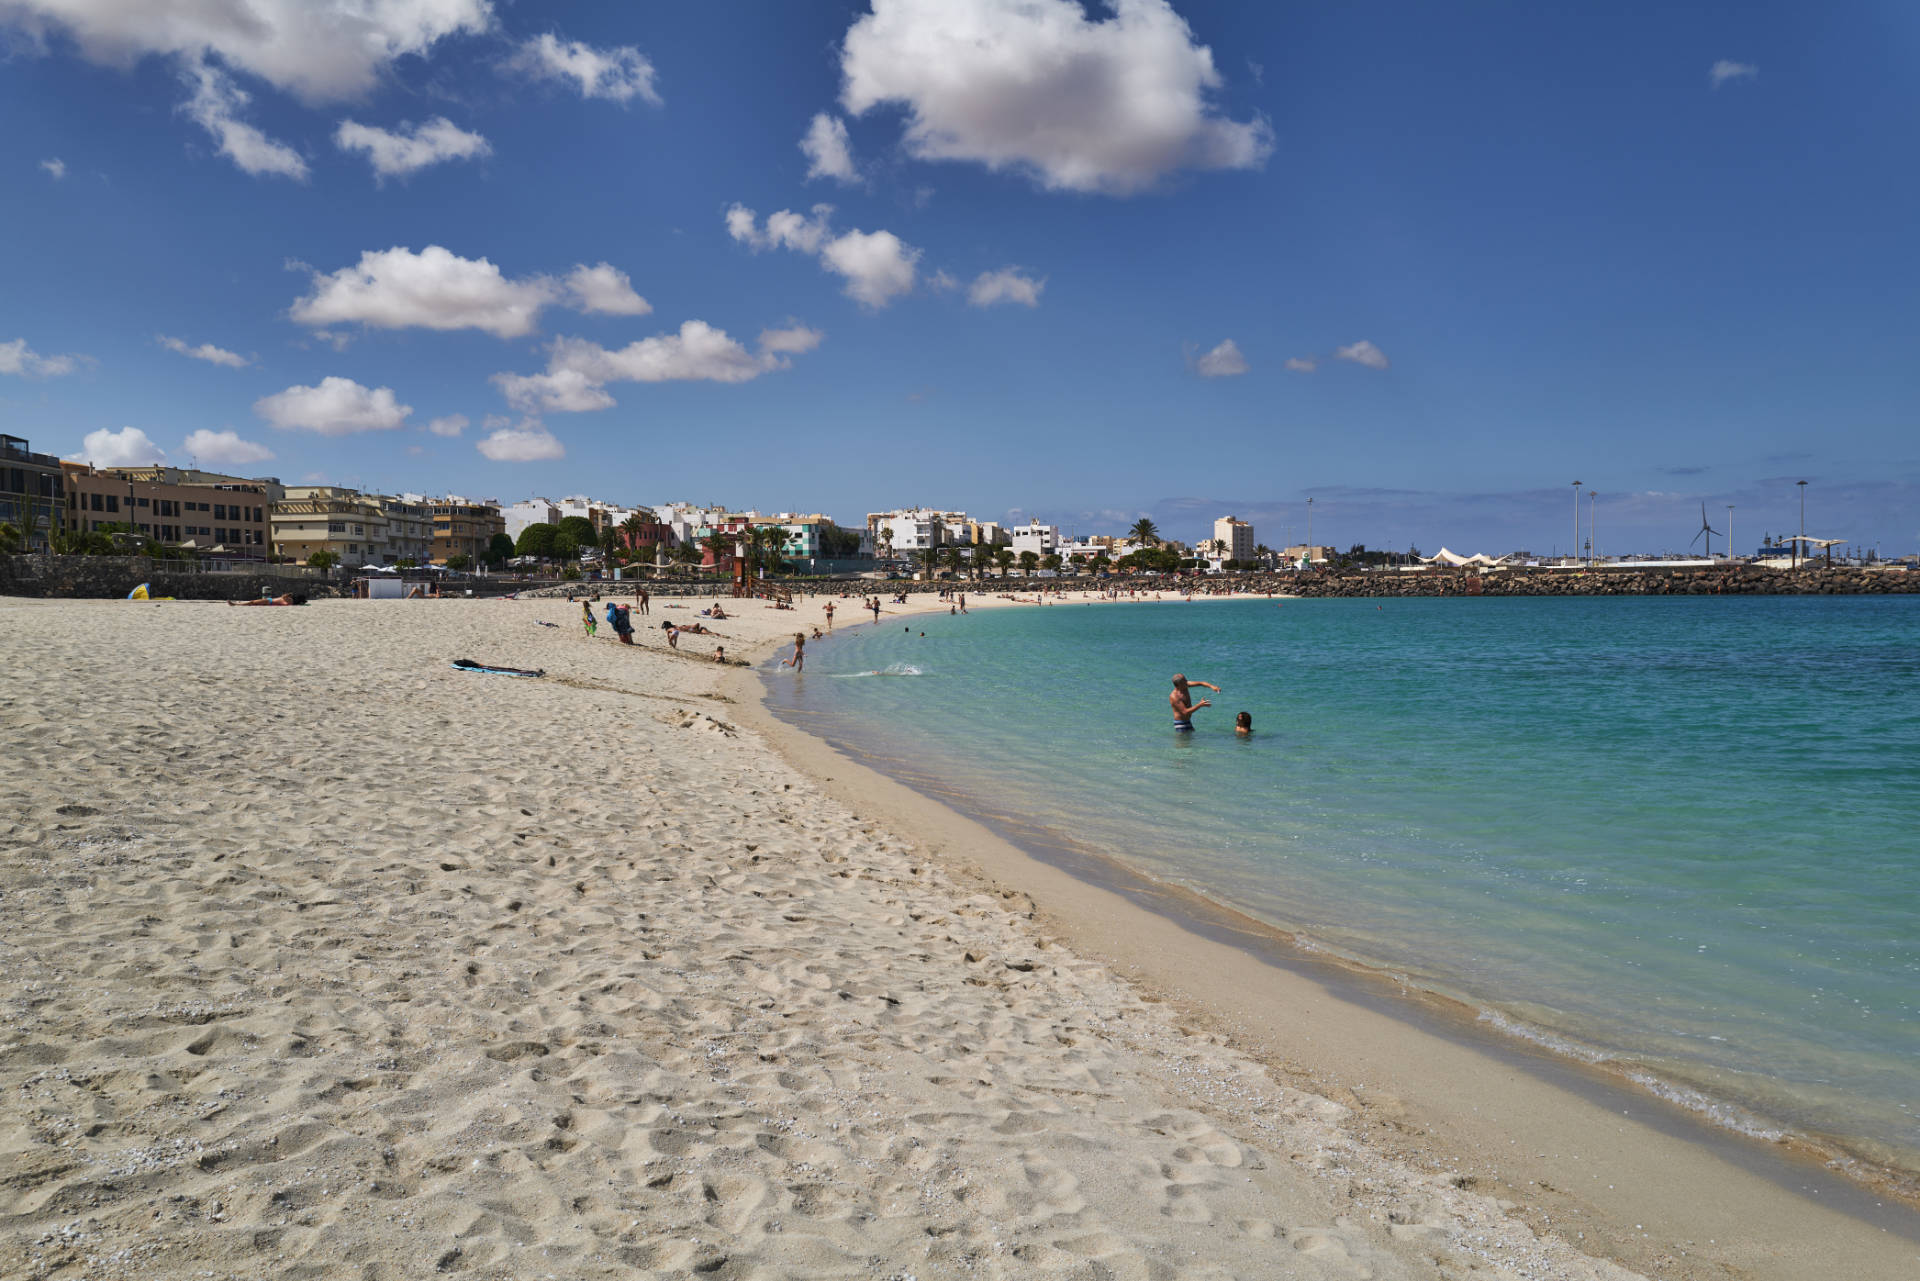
762 594 1920 1178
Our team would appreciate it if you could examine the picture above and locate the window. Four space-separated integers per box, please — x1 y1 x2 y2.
328 523 346 533
105 495 118 513
214 504 226 520
90 493 103 512
138 497 150 507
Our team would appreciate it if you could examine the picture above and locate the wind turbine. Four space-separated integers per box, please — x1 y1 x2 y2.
1690 502 1722 559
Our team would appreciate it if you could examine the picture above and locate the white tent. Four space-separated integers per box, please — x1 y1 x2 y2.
1420 547 1507 567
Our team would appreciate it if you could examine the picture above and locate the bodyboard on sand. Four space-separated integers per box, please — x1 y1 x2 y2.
450 658 545 678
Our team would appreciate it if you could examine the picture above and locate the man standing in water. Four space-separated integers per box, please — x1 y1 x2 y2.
1169 673 1219 731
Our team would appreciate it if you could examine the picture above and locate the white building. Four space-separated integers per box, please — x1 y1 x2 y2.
1009 520 1060 559
867 508 966 558
1212 515 1255 564
503 498 560 541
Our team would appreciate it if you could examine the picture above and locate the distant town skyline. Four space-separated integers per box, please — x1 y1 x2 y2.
3 3 1915 555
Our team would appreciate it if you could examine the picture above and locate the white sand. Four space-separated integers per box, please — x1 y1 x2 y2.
0 592 1899 1279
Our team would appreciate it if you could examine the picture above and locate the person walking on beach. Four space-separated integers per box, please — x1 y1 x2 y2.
611 603 635 644
636 587 649 614
782 631 805 670
823 601 834 627
582 601 597 637
1169 673 1219 732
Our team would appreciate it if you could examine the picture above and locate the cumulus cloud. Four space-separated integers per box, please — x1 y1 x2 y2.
426 413 469 437
0 337 85 377
508 33 659 104
967 267 1044 308
801 112 858 183
291 245 555 339
493 321 814 412
1335 339 1389 370
157 334 249 367
334 116 489 179
182 428 273 464
68 426 163 466
0 0 492 102
839 0 1271 195
182 59 307 179
727 204 920 308
1195 338 1247 377
1710 60 1758 88
254 376 411 435
757 323 824 355
477 418 564 461
726 202 834 254
564 262 651 315
1283 356 1316 373
820 229 919 307
40 157 64 179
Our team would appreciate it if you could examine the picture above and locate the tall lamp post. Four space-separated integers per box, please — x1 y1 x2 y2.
1305 497 1314 564
1726 505 1735 563
1571 480 1581 565
1795 480 1807 570
1586 491 1596 567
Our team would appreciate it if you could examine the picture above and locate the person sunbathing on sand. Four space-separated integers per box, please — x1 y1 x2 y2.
230 593 305 606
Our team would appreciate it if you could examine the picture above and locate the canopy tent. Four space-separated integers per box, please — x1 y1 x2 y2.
1420 548 1508 567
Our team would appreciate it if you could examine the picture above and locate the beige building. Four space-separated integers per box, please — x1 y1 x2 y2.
271 486 386 565
426 498 505 566
1212 516 1255 563
63 461 276 557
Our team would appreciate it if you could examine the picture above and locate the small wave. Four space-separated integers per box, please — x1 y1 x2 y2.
834 663 926 678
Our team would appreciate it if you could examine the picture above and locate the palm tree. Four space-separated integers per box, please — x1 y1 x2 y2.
919 545 941 580
943 544 964 576
0 520 20 555
1206 538 1228 562
1128 517 1159 547
1254 543 1273 569
993 546 1015 577
1018 550 1039 576
877 526 894 564
702 531 734 571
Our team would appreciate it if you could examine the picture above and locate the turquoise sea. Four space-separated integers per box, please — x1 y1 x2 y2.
761 594 1920 1184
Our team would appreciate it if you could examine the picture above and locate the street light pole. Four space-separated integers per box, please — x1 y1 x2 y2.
1571 481 1581 565
1796 480 1807 569
1586 491 1596 567
1305 497 1313 563
1726 505 1735 562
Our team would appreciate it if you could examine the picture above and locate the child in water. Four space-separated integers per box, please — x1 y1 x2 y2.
1235 711 1252 736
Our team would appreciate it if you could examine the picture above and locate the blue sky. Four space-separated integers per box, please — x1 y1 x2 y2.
2 1 1914 556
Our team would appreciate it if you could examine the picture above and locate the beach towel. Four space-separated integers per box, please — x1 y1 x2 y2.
450 659 545 678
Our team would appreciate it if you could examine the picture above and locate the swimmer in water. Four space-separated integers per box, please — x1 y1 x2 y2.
1169 673 1219 732
1235 711 1252 735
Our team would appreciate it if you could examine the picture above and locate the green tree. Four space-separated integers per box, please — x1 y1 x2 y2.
516 523 558 559
816 520 861 558
1018 549 1039 576
556 515 598 548
1128 517 1159 546
919 545 941 579
445 553 472 572
619 512 650 559
0 520 20 555
307 549 340 571
487 532 516 566
993 546 1014 577
599 525 623 564
553 532 581 561
396 556 418 569
1041 553 1062 573
943 544 964 576
1091 552 1112 573
670 539 702 567
560 562 581 580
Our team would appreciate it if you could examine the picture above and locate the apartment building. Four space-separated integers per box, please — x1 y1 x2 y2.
64 461 274 556
503 498 561 541
1212 516 1255 563
375 495 434 564
866 508 968 557
749 512 832 559
426 497 505 565
1 435 66 551
271 486 383 563
1009 520 1060 559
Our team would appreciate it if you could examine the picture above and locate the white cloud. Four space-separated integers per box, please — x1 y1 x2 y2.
291 245 556 339
493 320 813 412
334 116 489 179
68 426 163 467
726 202 834 254
820 228 919 308
1710 60 1758 89
182 428 273 464
1283 356 1316 373
0 337 85 377
928 269 960 292
40 157 65 179
727 203 920 308
157 334 248 367
563 262 651 315
967 267 1044 308
508 33 659 105
254 376 411 435
182 59 307 179
1335 339 1389 370
1195 338 1247 377
477 418 564 461
801 112 858 183
757 323 824 355
839 0 1272 195
2 0 491 101
426 413 469 437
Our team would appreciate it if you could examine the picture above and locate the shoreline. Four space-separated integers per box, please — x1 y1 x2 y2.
727 590 1920 1279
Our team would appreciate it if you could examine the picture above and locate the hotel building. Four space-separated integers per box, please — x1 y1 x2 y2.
1212 516 1255 564
63 461 276 557
1 435 66 551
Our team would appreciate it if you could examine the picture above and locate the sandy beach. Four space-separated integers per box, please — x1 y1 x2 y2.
2 591 1913 1280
